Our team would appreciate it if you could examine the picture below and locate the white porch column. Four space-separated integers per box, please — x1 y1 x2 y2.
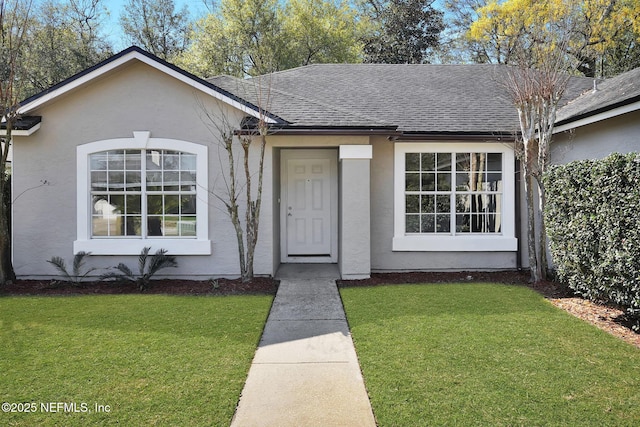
339 145 372 279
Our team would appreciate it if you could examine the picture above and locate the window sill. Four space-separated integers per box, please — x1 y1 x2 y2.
392 235 518 252
73 239 212 255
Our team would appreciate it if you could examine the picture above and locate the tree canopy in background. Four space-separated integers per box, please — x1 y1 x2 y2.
463 0 640 77
119 0 191 61
361 0 444 64
177 0 365 77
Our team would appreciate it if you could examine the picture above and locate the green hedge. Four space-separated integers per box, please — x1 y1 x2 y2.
544 152 640 330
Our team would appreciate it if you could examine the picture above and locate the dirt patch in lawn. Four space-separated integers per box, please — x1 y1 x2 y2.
338 270 639 349
0 277 279 296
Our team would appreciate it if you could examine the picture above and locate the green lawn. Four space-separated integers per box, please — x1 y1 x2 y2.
341 283 640 427
0 294 272 426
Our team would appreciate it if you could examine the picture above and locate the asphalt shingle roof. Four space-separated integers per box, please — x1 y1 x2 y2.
211 64 593 135
556 67 640 125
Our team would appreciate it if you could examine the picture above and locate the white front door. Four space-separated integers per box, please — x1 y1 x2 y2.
281 149 337 262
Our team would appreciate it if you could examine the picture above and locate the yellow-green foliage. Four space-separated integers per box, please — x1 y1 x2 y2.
468 0 640 72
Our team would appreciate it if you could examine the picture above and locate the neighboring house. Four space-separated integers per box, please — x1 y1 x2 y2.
12 46 633 281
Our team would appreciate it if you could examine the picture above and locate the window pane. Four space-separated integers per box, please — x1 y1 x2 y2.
147 171 163 191
162 217 179 236
421 153 435 171
91 171 107 190
147 151 162 170
180 153 196 170
456 195 470 213
456 214 470 233
487 153 502 171
163 171 180 191
163 152 180 170
421 214 435 233
437 173 451 191
110 195 125 213
406 153 420 171
486 173 502 190
181 195 196 215
406 215 420 233
456 172 469 191
436 214 450 232
180 171 196 191
405 173 420 191
90 152 108 170
125 171 141 191
124 216 142 236
108 150 125 170
421 173 435 191
148 195 163 215
179 217 197 236
456 153 470 171
125 150 142 170
436 195 450 213
148 216 163 236
126 195 141 214
436 153 451 171
406 195 420 213
165 195 180 215
107 172 124 191
421 195 434 213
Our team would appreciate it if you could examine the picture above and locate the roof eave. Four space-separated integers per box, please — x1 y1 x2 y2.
554 95 640 133
390 131 517 142
18 46 286 125
0 116 42 136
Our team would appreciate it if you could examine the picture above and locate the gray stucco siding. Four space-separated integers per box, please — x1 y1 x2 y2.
552 110 640 164
369 137 519 272
13 61 274 279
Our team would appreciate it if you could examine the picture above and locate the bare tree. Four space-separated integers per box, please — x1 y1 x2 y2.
0 0 33 284
120 0 191 60
501 46 573 282
199 78 272 282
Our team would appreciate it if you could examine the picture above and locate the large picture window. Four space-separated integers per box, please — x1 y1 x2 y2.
404 152 503 234
75 132 210 255
90 149 197 238
394 143 517 252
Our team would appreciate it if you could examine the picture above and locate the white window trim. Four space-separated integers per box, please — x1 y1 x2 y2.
393 142 518 252
74 131 211 255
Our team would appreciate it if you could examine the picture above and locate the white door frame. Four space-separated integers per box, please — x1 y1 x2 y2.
280 149 338 263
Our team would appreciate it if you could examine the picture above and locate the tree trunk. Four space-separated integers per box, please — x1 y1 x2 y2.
524 171 541 283
0 175 15 284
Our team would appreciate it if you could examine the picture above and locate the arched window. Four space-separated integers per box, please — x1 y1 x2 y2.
74 132 210 255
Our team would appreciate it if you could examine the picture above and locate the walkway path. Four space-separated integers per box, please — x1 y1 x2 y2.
230 264 376 426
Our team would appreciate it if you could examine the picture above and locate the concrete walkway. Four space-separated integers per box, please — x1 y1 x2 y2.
230 264 376 427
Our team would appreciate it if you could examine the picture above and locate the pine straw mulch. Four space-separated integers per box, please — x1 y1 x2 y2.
338 271 640 349
2 271 638 348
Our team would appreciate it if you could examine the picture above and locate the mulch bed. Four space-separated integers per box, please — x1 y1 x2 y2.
3 270 637 348
0 277 279 296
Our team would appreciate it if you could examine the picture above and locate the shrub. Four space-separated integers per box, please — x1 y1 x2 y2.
47 251 97 285
544 152 640 330
101 247 178 291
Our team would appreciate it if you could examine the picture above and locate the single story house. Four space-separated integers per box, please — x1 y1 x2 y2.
10 46 639 280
